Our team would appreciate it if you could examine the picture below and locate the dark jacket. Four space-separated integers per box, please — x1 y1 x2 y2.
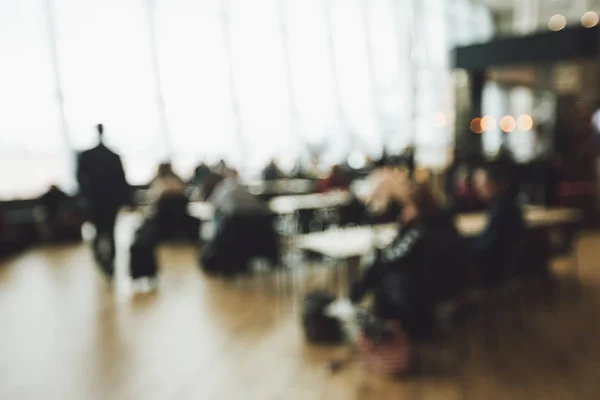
469 195 525 284
76 144 130 210
350 211 471 337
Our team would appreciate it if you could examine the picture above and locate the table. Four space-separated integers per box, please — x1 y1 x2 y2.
185 192 352 221
297 207 582 294
456 206 582 237
268 192 352 214
247 179 316 198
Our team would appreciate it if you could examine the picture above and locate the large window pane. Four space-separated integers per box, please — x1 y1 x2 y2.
53 0 166 185
0 0 69 199
154 0 238 177
229 0 294 171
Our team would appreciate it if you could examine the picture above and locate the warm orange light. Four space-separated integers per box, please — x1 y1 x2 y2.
470 118 483 134
433 112 447 128
481 115 497 131
582 11 599 28
500 115 516 132
517 114 534 131
549 14 567 31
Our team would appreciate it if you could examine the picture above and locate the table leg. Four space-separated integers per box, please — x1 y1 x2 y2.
345 256 361 296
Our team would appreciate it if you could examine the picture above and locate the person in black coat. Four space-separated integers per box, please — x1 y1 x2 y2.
469 164 525 285
76 124 130 279
262 159 283 181
350 184 471 339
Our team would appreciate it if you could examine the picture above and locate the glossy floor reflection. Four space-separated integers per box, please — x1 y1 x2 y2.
1 216 600 399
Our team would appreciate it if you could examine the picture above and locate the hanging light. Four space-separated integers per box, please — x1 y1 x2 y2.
470 118 483 134
500 115 516 132
548 14 567 31
517 114 534 131
481 115 497 131
582 11 599 28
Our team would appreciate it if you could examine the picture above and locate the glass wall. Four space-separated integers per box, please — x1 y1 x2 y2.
0 0 493 199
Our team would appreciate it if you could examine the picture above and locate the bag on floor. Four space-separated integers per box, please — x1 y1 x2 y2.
302 290 344 344
129 219 159 280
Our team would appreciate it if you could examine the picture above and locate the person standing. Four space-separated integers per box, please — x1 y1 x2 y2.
76 124 130 280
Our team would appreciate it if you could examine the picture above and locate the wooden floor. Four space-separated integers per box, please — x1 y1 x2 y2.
1 215 600 399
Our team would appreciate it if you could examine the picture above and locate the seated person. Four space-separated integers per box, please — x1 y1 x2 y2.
190 162 210 187
262 159 283 181
201 170 278 276
469 164 525 285
316 165 351 193
350 184 470 340
149 162 185 201
452 167 485 212
149 163 198 241
36 185 84 242
209 170 268 218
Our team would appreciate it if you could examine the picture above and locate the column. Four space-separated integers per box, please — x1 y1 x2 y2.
277 0 304 163
144 0 173 160
361 0 384 156
324 0 349 155
219 0 246 169
44 0 75 191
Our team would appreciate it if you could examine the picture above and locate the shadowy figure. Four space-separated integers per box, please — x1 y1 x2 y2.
76 124 130 280
262 159 283 181
469 164 525 286
36 185 84 242
317 165 351 193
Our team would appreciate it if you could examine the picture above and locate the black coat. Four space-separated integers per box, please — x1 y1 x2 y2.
350 211 471 337
469 195 525 284
76 144 130 210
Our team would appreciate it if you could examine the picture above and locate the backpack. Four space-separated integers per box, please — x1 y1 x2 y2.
302 290 344 344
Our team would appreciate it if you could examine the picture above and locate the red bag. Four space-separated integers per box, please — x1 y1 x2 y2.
357 322 411 376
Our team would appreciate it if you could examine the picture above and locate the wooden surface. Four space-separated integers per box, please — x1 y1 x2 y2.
1 213 599 399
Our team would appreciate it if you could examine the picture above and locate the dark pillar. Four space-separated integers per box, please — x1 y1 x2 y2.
467 69 485 157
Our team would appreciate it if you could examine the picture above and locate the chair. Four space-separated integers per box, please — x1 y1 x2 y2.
545 221 581 298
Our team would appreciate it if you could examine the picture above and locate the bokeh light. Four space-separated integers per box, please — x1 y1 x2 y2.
517 114 534 131
549 14 567 31
481 115 497 132
500 115 516 132
470 118 483 134
582 11 599 28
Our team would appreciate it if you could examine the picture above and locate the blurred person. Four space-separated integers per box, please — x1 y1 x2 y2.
452 166 485 212
36 185 84 242
149 163 199 242
316 165 351 193
76 124 130 279
401 146 415 180
530 125 554 205
149 162 185 201
469 164 525 285
350 184 471 340
209 170 266 218
190 162 210 187
262 159 283 181
201 170 277 276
